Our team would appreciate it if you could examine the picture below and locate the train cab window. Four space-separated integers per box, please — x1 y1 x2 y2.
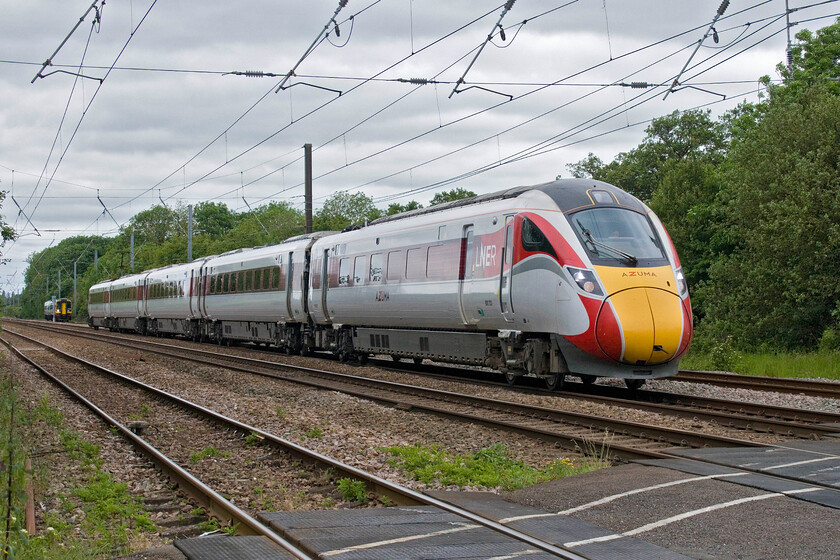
353 256 366 284
570 207 666 265
338 258 351 286
369 253 383 283
387 251 404 281
521 217 557 258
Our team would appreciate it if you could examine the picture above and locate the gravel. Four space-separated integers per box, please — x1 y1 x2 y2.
6 321 838 556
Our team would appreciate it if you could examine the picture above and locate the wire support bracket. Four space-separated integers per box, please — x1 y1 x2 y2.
664 0 729 100
449 0 517 99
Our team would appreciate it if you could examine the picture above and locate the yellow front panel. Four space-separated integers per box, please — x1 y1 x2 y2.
594 265 678 295
594 265 684 365
607 289 653 363
647 288 683 362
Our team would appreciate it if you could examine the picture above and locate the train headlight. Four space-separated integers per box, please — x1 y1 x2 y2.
675 267 688 297
567 267 603 296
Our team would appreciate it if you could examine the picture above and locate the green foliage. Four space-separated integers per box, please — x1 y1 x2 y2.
304 427 324 440
313 191 382 231
429 188 476 206
382 443 601 491
771 17 840 95
336 478 368 502
1 383 156 559
190 447 231 464
386 200 423 215
700 84 840 350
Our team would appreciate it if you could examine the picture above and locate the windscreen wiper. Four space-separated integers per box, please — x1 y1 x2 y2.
577 223 638 266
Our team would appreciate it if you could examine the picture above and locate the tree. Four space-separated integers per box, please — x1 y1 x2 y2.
313 192 382 231
193 201 239 237
774 17 840 94
126 205 181 246
0 191 16 264
386 200 423 216
699 84 840 349
567 109 727 202
429 188 476 206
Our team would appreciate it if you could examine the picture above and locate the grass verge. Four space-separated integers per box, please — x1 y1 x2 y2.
381 443 609 492
1 370 157 559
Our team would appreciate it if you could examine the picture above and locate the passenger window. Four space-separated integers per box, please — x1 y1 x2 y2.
353 256 366 284
369 253 383 282
406 248 426 279
387 251 404 281
338 258 351 286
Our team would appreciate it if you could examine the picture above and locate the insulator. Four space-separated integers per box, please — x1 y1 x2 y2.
717 0 729 15
630 82 649 89
245 70 265 78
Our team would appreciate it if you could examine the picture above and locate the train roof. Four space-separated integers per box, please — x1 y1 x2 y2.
359 179 646 230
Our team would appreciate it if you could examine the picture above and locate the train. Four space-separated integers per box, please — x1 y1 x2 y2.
88 179 692 390
44 297 73 322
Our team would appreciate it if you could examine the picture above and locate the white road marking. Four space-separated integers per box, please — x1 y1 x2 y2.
321 522 477 557
760 456 840 471
563 488 820 548
498 472 748 523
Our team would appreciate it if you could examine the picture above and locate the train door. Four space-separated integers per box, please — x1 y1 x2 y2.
458 225 479 325
500 215 515 322
320 248 331 322
284 252 294 319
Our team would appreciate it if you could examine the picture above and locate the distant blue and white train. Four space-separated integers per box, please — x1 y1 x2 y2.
88 179 692 389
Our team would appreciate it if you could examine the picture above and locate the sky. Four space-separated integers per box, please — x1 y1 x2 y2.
1 0 839 294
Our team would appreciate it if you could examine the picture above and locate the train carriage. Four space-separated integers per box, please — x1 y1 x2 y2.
107 273 148 332
143 260 209 338
200 233 334 349
87 281 110 328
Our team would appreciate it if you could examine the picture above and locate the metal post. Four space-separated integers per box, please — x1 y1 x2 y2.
130 230 135 271
73 261 77 317
58 270 61 298
304 143 313 234
188 204 193 263
94 249 98 272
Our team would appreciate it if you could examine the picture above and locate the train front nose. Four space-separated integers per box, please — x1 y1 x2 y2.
596 287 684 365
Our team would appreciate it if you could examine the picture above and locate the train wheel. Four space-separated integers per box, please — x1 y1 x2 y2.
504 371 517 386
545 373 565 391
580 374 597 386
625 379 645 391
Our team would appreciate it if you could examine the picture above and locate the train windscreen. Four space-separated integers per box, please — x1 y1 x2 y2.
569 208 667 266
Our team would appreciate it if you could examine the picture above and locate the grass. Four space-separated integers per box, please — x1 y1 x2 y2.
381 443 608 492
680 348 840 380
1 383 157 560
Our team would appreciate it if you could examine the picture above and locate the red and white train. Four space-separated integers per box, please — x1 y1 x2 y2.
88 179 692 389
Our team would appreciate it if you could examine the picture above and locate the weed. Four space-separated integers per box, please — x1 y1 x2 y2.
275 406 287 419
198 518 220 533
244 431 264 446
336 478 368 502
382 443 607 491
304 427 324 440
190 447 231 464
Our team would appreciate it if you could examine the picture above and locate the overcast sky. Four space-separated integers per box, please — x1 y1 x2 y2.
2 0 838 294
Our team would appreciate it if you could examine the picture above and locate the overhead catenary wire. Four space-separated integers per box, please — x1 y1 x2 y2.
248 0 783 207
6 1 832 294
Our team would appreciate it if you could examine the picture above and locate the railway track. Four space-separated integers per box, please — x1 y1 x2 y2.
12 320 840 443
674 369 840 399
0 327 594 560
6 321 765 462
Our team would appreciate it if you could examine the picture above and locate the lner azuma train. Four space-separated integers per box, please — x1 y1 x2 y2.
88 179 692 390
